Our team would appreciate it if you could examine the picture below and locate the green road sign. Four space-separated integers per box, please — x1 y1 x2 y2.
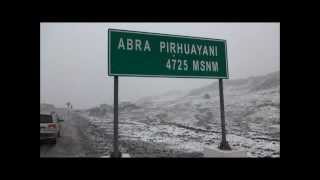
108 29 229 79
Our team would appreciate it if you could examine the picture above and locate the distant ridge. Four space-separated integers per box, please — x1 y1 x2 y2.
188 71 280 96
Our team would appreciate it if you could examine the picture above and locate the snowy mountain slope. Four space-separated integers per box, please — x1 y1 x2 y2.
188 71 279 96
135 71 279 129
83 71 280 157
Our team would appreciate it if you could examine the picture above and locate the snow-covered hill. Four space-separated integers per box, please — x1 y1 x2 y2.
83 71 280 157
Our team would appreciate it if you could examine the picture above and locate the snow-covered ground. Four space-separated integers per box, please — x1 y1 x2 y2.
82 71 280 157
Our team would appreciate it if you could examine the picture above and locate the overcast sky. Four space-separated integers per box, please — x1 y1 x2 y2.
40 23 280 109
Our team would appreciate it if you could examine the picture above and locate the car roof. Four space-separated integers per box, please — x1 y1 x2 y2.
40 111 54 116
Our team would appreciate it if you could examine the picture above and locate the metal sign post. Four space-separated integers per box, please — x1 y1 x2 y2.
218 79 231 150
111 76 122 158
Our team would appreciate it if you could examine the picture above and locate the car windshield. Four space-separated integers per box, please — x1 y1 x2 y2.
40 115 52 123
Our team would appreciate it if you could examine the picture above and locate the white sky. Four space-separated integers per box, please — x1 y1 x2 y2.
40 23 280 109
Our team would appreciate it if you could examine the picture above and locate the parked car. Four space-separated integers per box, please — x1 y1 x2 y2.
40 112 64 144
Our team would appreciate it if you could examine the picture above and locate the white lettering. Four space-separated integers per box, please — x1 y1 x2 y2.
177 59 182 70
191 45 197 55
177 43 183 54
212 61 219 72
196 45 202 55
127 39 133 50
166 58 171 69
193 60 199 71
144 40 151 52
209 46 215 56
183 60 188 71
206 61 212 71
170 42 176 54
117 38 125 50
203 46 208 56
160 41 166 53
184 44 190 55
172 59 176 70
200 61 205 71
135 39 142 51
215 46 218 57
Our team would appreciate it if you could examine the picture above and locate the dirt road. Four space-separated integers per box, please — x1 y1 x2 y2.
40 110 100 157
40 110 203 157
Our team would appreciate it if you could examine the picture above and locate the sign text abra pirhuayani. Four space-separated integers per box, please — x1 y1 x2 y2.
108 29 228 78
117 37 219 72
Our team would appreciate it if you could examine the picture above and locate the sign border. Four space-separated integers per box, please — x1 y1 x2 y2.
108 28 229 79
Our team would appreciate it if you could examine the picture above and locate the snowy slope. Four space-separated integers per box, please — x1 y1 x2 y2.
84 71 280 157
